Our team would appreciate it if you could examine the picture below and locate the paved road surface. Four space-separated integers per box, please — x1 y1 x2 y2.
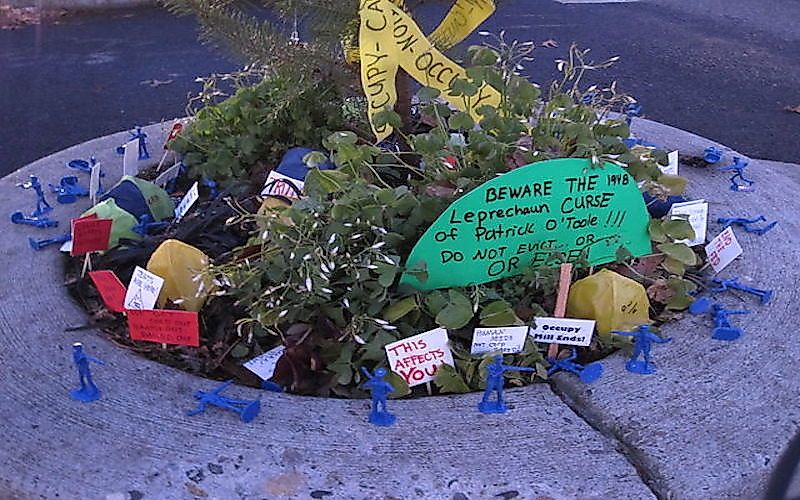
1 0 798 175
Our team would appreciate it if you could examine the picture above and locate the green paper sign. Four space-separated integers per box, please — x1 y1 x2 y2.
401 158 652 291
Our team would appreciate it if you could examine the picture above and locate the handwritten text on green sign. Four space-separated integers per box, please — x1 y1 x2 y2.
400 158 652 290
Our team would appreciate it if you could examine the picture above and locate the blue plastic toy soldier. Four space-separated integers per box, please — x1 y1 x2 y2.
547 348 604 384
186 380 261 423
612 325 671 375
70 342 104 402
360 367 396 426
479 355 535 414
21 175 52 217
718 156 754 191
711 304 751 341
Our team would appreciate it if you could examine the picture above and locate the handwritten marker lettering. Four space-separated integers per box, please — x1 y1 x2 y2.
384 328 454 386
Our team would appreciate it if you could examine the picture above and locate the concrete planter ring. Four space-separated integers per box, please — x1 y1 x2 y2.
1 119 798 499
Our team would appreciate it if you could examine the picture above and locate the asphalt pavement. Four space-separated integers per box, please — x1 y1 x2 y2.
1 0 798 175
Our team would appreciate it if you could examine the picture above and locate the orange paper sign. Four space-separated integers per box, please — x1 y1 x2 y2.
88 270 127 313
126 309 199 347
71 217 112 256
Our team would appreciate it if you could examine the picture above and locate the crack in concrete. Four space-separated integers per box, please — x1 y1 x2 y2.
548 378 671 500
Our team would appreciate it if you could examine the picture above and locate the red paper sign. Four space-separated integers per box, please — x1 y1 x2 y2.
71 217 112 256
126 309 200 347
88 270 127 313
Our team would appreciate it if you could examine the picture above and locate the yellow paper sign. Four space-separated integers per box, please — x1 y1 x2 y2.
359 0 501 140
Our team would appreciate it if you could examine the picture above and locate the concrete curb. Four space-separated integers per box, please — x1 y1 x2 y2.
0 122 655 499
6 0 154 10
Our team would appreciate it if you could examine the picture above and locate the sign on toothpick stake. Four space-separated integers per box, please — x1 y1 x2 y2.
705 226 742 273
470 326 528 354
127 309 199 347
244 346 285 381
669 199 708 247
384 328 454 386
122 139 140 177
659 150 679 176
154 162 182 187
124 266 164 310
174 181 199 222
70 216 112 256
529 317 596 347
89 162 101 206
88 270 127 313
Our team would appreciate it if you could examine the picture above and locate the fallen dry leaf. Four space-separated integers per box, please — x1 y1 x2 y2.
184 481 208 498
541 39 559 48
264 471 307 496
785 105 800 114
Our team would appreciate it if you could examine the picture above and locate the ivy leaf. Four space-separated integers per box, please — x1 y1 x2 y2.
615 245 634 263
385 370 411 398
424 291 448 315
661 256 686 275
434 363 471 393
304 168 351 198
467 45 499 66
657 174 688 195
324 131 358 148
479 300 523 326
360 331 397 362
648 220 667 243
302 151 329 169
383 296 418 322
663 219 695 241
449 78 479 97
435 289 473 329
418 86 440 103
373 108 403 130
657 242 697 265
448 112 475 131
405 261 428 284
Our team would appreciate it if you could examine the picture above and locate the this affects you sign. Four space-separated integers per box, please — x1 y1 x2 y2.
384 328 454 387
529 317 596 347
401 158 652 290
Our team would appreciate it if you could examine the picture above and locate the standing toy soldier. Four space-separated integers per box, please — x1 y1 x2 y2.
70 342 104 402
360 367 396 426
21 175 52 217
613 325 671 374
479 355 535 414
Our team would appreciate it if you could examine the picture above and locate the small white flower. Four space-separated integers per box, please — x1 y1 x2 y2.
342 298 350 308
320 287 333 294
305 277 313 291
354 334 367 345
328 234 336 244
278 310 288 318
370 242 386 250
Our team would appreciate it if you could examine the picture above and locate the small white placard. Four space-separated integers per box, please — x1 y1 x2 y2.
60 239 73 253
705 226 742 273
154 162 181 187
669 199 708 247
384 328 454 387
89 162 101 206
260 170 303 199
122 139 140 177
174 181 199 221
470 326 528 354
244 346 285 380
529 317 596 346
659 150 679 176
123 266 164 310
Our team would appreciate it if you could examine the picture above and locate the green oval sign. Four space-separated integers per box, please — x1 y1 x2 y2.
400 158 652 291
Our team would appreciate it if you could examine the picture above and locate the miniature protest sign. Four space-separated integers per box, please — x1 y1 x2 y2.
127 309 199 347
154 162 182 187
669 200 708 246
470 326 528 355
89 162 102 206
529 317 596 347
260 171 304 199
705 226 742 273
244 346 285 381
70 215 112 256
123 266 164 310
88 270 127 313
174 181 199 222
384 328 454 386
660 150 679 176
122 139 140 177
401 158 652 290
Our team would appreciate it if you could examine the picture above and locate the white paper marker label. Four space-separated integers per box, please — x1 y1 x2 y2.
122 139 140 177
384 328 454 387
470 326 528 354
529 317 596 346
89 162 101 206
705 226 742 273
123 266 164 310
174 181 199 221
154 162 182 187
260 170 303 199
244 346 285 380
659 150 679 176
669 199 708 247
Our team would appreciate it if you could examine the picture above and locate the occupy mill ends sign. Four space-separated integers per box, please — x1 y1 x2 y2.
400 158 652 290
